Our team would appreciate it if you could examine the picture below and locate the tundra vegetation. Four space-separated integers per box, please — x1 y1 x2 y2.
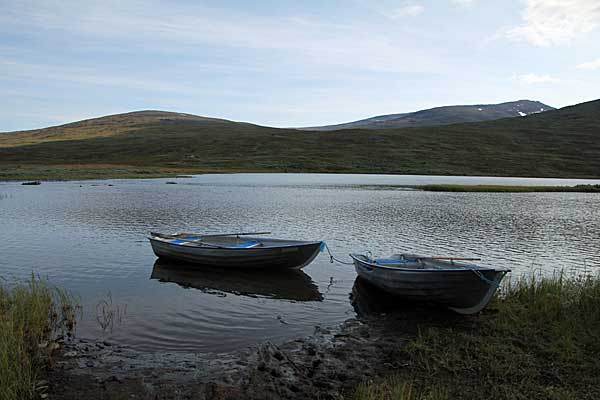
1 99 599 180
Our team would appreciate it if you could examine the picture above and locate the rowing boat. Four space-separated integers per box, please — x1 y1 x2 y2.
148 231 323 269
350 253 510 314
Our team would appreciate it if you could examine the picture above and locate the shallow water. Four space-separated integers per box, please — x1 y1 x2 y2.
1 173 599 353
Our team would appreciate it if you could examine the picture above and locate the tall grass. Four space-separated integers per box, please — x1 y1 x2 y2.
354 378 448 400
0 276 77 400
354 272 600 400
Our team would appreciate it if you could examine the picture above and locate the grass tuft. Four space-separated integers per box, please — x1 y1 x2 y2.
0 275 78 400
354 378 448 400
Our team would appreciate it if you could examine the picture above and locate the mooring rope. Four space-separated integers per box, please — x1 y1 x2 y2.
321 242 354 265
469 268 503 288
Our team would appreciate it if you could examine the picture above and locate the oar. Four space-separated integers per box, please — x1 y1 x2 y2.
179 231 271 238
149 233 224 248
424 257 481 261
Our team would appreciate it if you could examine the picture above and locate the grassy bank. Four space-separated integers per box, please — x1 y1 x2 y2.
0 164 226 181
0 276 77 400
418 184 600 192
353 272 600 400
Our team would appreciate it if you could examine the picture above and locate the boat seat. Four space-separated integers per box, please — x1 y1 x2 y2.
230 240 262 248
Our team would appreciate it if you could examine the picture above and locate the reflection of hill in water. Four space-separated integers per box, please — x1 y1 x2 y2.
151 259 323 302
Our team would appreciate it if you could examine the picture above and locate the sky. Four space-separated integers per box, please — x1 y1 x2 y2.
1 0 599 131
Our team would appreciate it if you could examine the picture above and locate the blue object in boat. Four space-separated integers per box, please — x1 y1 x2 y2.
231 240 261 248
374 259 411 264
170 238 201 245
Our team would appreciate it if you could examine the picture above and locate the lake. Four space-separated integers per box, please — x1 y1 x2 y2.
1 173 599 353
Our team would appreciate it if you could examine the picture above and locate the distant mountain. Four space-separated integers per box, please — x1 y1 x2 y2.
1 99 599 180
303 100 554 130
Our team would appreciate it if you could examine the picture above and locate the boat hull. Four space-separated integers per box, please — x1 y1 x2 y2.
149 237 322 270
351 254 509 314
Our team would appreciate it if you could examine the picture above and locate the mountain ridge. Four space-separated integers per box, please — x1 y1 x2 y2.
302 100 554 131
0 110 267 148
1 100 554 139
2 110 247 134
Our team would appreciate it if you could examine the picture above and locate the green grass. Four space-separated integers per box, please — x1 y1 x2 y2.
417 184 600 192
0 276 78 400
353 272 600 400
354 378 448 400
0 164 226 181
1 100 600 180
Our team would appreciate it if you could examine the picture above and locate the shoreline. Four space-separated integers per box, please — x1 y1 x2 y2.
3 164 600 182
0 164 226 182
3 168 600 193
45 273 600 399
47 281 459 400
416 183 600 192
4 271 600 399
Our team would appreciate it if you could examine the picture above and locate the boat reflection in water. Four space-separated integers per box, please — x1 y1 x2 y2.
150 259 323 302
351 277 455 320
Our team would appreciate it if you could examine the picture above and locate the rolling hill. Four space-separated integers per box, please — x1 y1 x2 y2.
303 100 554 130
0 99 598 180
0 111 257 148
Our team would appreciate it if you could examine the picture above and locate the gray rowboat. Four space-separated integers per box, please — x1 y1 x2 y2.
350 253 510 314
149 232 323 270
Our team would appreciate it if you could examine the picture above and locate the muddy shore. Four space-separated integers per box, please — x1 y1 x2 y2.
47 279 461 400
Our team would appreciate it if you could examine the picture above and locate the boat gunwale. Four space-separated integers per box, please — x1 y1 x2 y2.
350 253 511 273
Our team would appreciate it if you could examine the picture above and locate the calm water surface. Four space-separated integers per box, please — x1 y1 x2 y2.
1 174 599 353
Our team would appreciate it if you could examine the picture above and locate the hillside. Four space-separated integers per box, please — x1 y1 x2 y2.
304 100 554 130
0 111 257 148
0 100 599 180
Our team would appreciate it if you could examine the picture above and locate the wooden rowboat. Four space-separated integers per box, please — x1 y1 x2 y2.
148 232 323 270
350 253 510 314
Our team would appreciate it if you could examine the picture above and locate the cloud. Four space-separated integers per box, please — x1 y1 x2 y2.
576 58 600 70
0 60 193 93
357 1 425 19
513 73 562 85
505 0 600 46
451 0 475 6
386 4 425 18
0 0 440 75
